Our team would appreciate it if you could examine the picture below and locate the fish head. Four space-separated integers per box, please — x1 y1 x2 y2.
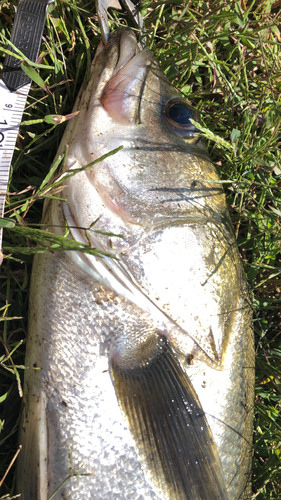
61 28 226 230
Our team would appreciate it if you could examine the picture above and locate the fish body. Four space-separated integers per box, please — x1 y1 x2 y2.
17 29 254 500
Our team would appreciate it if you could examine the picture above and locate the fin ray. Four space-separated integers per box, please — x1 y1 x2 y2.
111 335 228 500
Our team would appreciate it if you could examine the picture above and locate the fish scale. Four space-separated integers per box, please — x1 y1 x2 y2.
21 249 163 499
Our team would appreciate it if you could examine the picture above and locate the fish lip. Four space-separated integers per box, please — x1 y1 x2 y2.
111 28 139 75
99 29 153 124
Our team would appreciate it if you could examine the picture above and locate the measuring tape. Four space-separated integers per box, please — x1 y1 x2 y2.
0 0 51 261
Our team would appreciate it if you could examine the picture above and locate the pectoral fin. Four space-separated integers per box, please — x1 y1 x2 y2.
110 335 228 500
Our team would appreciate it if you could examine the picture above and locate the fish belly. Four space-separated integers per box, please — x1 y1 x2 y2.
121 221 254 499
17 211 254 500
18 249 161 499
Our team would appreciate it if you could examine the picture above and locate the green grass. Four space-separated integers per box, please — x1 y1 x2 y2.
0 0 281 498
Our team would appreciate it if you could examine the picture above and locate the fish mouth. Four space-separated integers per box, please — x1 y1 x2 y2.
99 29 153 125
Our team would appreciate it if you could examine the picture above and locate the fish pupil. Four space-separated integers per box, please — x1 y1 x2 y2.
168 103 193 126
165 99 198 139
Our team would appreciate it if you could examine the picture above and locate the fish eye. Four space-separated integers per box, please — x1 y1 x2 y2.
165 98 198 140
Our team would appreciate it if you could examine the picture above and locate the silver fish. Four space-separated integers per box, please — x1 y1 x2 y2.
17 28 254 500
